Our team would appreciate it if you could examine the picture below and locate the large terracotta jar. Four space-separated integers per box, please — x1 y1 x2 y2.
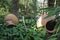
36 13 56 33
4 14 19 27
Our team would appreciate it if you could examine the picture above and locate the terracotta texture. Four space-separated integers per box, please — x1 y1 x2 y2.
4 14 19 25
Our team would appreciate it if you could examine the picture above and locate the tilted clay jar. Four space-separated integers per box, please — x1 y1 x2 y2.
36 13 56 33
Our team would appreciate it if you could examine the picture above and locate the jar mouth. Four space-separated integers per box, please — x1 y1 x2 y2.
7 24 16 28
46 20 57 31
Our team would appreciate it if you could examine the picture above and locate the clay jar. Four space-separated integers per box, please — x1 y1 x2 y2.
4 14 19 27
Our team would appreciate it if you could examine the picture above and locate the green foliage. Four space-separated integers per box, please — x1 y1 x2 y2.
0 0 60 40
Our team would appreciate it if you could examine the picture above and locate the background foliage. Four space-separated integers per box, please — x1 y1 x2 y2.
0 0 60 40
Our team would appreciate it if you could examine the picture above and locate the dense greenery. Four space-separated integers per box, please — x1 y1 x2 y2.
0 0 60 40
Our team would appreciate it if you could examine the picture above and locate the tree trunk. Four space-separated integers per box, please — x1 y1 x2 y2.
10 0 19 18
48 0 54 7
56 0 60 6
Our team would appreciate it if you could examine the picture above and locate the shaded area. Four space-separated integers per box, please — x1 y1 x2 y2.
46 20 57 31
